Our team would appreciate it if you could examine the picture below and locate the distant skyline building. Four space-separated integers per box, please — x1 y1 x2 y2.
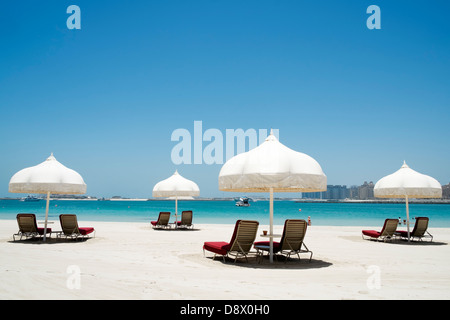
443 183 450 199
358 181 375 200
323 185 349 200
349 186 359 199
302 182 375 200
302 191 323 199
303 185 349 200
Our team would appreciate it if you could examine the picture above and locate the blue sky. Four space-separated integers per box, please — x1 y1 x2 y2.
0 1 449 198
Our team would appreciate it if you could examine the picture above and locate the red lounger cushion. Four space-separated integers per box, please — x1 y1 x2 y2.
150 221 157 226
37 227 52 235
253 241 281 252
79 227 94 235
396 230 408 237
203 241 231 256
362 230 381 238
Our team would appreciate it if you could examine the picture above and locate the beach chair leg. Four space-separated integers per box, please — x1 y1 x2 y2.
284 252 292 263
256 249 264 264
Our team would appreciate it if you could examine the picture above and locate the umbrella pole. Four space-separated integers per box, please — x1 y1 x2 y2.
269 187 274 263
175 196 178 228
406 195 411 242
43 192 50 241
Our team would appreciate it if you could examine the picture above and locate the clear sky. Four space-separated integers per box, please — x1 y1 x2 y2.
1 1 449 198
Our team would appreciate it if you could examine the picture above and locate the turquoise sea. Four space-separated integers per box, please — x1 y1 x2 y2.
1 199 450 227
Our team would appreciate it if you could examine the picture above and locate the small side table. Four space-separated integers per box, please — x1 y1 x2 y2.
255 234 282 263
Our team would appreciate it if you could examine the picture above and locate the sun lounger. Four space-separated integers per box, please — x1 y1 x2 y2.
396 217 433 242
151 212 171 229
254 219 312 263
13 213 52 241
203 220 259 262
176 210 193 229
362 219 398 242
58 214 95 239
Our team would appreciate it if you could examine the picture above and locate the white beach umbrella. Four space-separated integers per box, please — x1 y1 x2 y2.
219 131 327 262
9 153 87 241
374 161 442 241
152 170 200 225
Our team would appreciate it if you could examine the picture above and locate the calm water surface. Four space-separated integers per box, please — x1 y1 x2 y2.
1 199 450 227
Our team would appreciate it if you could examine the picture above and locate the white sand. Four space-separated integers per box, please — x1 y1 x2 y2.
1 219 450 300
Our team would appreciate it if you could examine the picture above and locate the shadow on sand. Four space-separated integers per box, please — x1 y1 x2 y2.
342 235 447 247
382 239 447 246
8 237 94 245
151 227 202 232
202 254 333 270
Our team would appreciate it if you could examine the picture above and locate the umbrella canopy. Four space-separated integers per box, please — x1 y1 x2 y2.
9 153 86 194
374 161 442 241
153 170 200 197
9 153 86 240
219 131 327 262
153 170 200 225
219 134 326 193
374 161 442 199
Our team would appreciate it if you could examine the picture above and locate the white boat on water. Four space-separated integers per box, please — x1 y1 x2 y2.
235 197 251 207
22 195 41 202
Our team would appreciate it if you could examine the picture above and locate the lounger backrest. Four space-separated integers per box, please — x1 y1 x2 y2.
181 211 193 225
157 212 171 225
60 214 80 235
17 214 38 233
279 219 307 252
380 219 398 237
229 220 259 253
412 217 429 237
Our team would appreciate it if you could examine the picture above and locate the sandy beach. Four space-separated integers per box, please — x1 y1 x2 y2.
1 219 450 300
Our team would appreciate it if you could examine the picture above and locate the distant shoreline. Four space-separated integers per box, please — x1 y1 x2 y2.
1 197 450 204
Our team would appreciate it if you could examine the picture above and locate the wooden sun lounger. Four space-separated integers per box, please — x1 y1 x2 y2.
151 212 171 229
396 217 433 242
176 210 194 229
362 219 398 242
13 213 52 241
203 220 259 262
58 214 95 240
254 219 313 263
